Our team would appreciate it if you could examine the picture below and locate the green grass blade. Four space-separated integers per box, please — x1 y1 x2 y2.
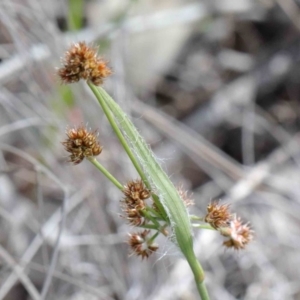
89 86 210 299
97 87 193 252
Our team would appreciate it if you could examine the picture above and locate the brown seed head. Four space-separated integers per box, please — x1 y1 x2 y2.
205 201 231 229
222 217 253 250
62 125 102 164
58 42 112 85
89 59 113 85
121 179 150 226
123 180 151 202
121 198 146 226
128 230 158 259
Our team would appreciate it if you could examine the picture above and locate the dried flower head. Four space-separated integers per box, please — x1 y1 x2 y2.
128 230 158 259
58 42 112 85
222 217 253 250
121 179 150 226
123 180 151 202
121 198 146 226
177 185 194 207
205 201 231 229
62 125 102 164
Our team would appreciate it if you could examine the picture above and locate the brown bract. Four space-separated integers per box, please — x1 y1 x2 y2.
62 126 102 164
128 230 158 259
205 202 231 229
58 42 112 85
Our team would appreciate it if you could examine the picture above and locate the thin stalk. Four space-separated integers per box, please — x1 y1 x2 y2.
93 85 210 299
151 193 168 221
68 0 83 31
88 157 123 190
91 86 169 222
40 192 68 300
141 210 161 228
193 224 216 230
139 224 159 230
146 206 165 220
0 245 41 300
186 255 210 300
190 215 205 221
88 82 149 188
148 231 160 244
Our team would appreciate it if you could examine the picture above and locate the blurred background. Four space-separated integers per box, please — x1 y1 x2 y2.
1 0 300 299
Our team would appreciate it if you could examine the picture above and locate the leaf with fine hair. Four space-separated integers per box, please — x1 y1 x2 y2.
96 88 195 257
88 85 209 299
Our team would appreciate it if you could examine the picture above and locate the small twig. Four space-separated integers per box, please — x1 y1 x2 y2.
40 191 68 300
0 245 41 300
35 167 50 268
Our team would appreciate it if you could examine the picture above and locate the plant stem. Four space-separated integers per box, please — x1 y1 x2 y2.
91 86 169 221
139 224 159 230
146 206 165 220
87 157 123 190
192 224 216 230
88 84 210 300
190 215 205 221
88 83 149 188
98 84 209 300
141 210 161 228
186 255 210 300
151 193 168 221
148 230 160 244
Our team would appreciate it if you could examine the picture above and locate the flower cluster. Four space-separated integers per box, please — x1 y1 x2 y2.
221 217 253 250
121 180 150 226
124 182 197 258
128 230 159 259
122 180 163 258
62 125 102 164
58 41 254 263
205 202 231 229
204 202 253 250
58 42 112 85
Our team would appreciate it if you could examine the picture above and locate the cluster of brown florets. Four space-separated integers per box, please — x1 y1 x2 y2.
62 125 102 164
205 202 231 229
122 180 160 258
58 41 254 266
123 182 196 259
128 230 159 260
121 180 151 226
58 42 112 85
221 217 253 250
204 201 253 250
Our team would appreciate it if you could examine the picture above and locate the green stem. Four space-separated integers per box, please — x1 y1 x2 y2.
138 224 158 230
68 0 83 31
148 230 160 244
90 85 169 222
186 255 210 300
88 84 210 300
141 210 161 228
146 206 165 220
192 224 216 230
87 157 123 190
151 193 168 221
88 83 150 188
190 215 205 221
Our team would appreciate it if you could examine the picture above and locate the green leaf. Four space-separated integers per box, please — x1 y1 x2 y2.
97 87 194 257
